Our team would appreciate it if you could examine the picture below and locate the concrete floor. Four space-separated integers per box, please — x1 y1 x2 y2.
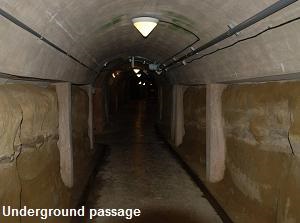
85 100 223 223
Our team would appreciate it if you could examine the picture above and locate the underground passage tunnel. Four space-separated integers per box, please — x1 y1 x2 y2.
1 0 300 222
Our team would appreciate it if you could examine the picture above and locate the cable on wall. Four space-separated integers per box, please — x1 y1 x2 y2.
158 20 200 65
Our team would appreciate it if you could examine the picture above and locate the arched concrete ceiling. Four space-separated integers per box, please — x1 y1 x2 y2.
0 0 300 84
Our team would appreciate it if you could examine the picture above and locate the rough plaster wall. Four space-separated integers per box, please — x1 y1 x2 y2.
222 82 300 223
93 86 107 136
177 86 206 177
108 77 119 114
0 87 22 223
174 82 300 223
159 84 173 139
0 84 97 223
106 74 130 116
71 86 95 205
0 84 70 223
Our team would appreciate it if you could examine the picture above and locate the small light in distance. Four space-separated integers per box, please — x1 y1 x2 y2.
143 83 146 86
133 68 140 74
112 73 116 78
137 73 142 78
138 81 142 85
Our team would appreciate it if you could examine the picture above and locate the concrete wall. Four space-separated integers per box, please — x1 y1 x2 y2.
177 87 206 177
0 84 70 223
93 84 107 136
93 71 134 137
0 84 98 222
71 86 97 205
108 76 129 115
221 82 300 223
1 1 300 85
161 81 300 223
158 84 173 139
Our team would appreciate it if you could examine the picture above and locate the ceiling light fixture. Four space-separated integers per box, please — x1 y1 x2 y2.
137 73 142 78
112 73 116 78
132 17 159 37
133 68 140 74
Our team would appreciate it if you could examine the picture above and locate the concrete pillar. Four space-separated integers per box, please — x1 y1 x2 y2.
104 86 110 123
171 86 176 144
55 82 73 188
174 85 183 146
81 85 94 149
171 85 186 147
206 84 226 183
158 86 163 121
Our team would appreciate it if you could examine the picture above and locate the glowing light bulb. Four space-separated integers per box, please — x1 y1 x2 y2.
133 68 140 74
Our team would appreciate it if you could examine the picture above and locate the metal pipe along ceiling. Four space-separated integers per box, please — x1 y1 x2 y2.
162 0 298 70
0 8 99 75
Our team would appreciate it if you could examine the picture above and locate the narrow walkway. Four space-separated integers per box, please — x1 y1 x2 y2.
86 100 222 223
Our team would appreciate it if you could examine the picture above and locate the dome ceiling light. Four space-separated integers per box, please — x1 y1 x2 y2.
132 17 159 38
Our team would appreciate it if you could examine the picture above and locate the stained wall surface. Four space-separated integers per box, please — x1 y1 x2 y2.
71 86 99 205
177 87 206 177
0 84 70 223
0 84 97 223
93 84 107 136
162 81 300 223
158 84 173 139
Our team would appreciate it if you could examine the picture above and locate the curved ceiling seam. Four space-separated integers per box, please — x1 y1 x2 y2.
2 1 298 85
93 17 200 79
